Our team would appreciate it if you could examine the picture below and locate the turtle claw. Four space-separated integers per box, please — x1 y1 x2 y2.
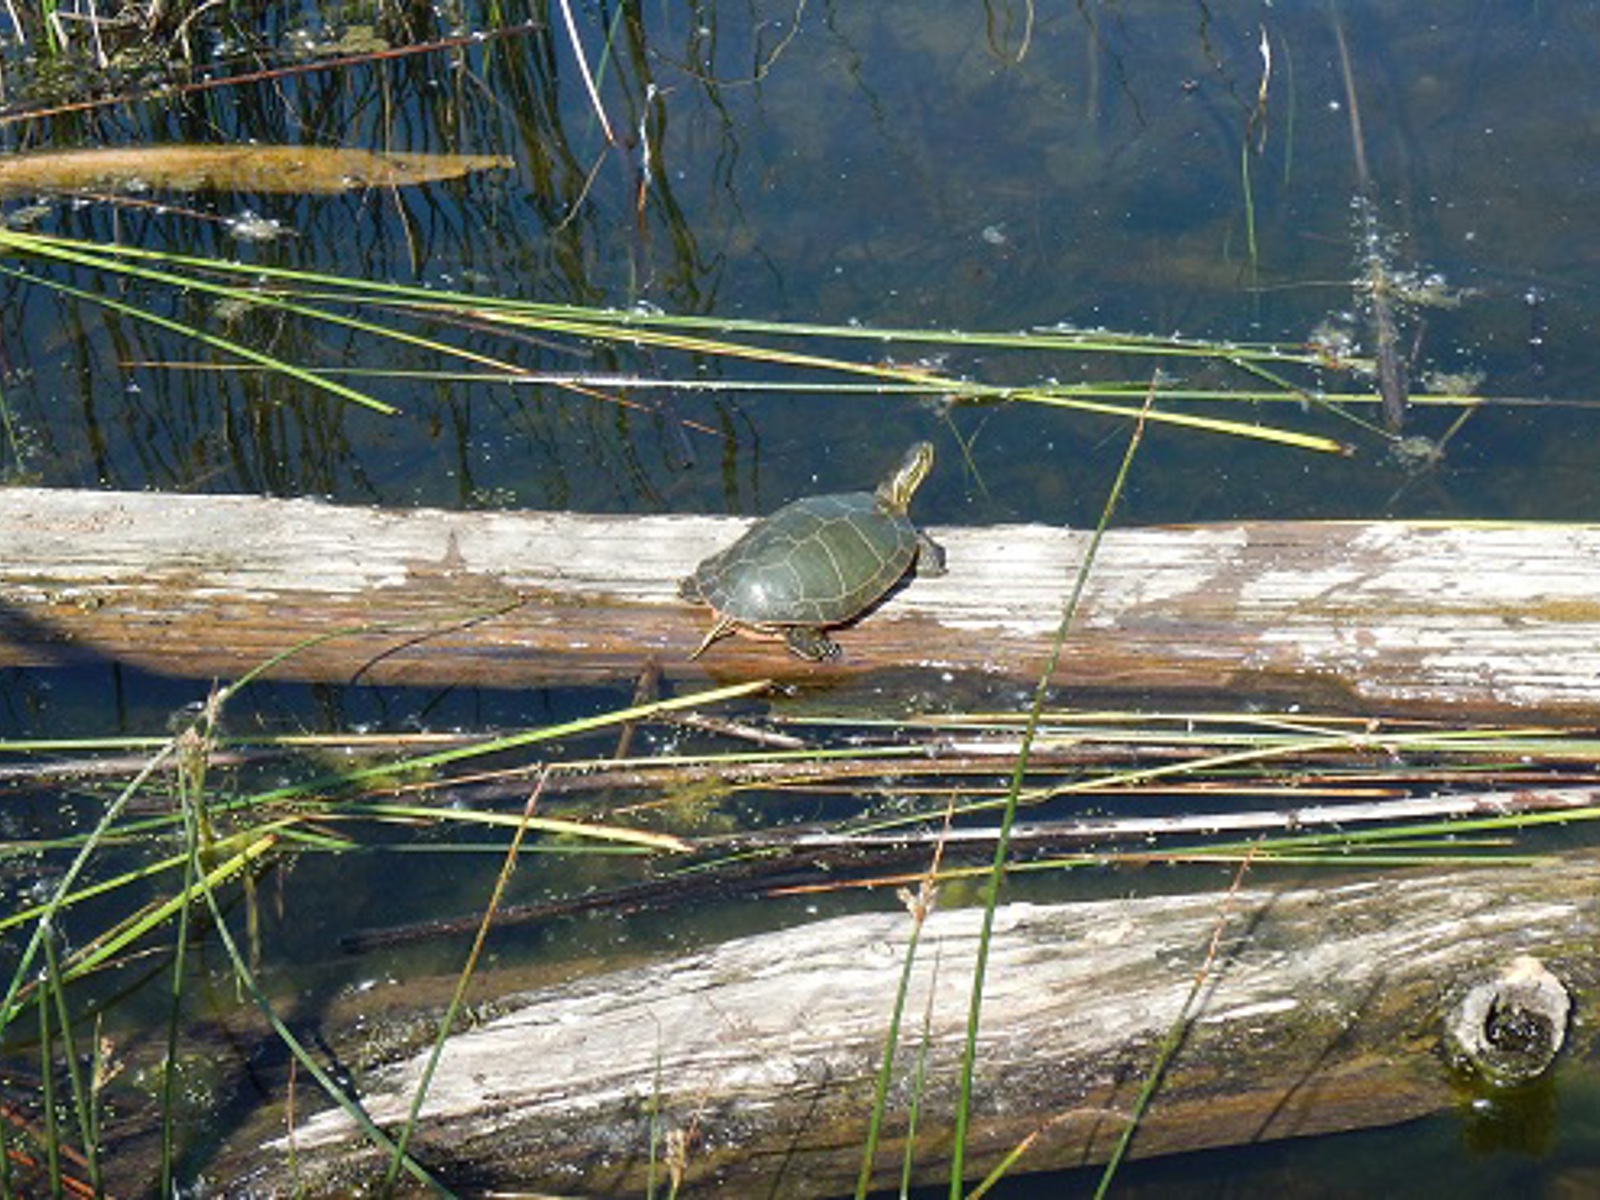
916 532 948 577
784 626 839 661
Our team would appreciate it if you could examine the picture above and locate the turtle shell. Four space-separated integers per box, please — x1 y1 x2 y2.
682 491 918 627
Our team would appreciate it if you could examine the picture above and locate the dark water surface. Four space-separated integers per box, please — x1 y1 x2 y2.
4 1 1599 522
4 1 1600 1194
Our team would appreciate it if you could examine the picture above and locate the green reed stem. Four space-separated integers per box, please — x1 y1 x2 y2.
854 897 930 1199
36 974 59 1196
384 769 552 1187
43 930 98 1194
948 391 1151 1194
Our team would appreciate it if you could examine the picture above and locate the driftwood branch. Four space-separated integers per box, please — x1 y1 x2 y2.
2 488 1600 718
220 854 1600 1196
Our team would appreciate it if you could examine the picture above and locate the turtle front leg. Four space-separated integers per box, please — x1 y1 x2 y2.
916 531 948 577
784 625 840 661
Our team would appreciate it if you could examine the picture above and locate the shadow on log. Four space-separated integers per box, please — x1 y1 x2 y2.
216 854 1600 1196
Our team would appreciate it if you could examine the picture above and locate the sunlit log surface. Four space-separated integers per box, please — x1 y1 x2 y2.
220 856 1600 1197
3 487 1600 718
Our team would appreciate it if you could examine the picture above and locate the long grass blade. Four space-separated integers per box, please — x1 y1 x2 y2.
160 817 197 1196
189 841 455 1194
0 230 1395 452
54 836 277 986
949 387 1152 1194
42 932 98 1194
0 739 184 1046
383 769 552 1186
243 678 770 808
36 972 59 1197
1093 852 1257 1197
855 806 952 1199
0 254 395 414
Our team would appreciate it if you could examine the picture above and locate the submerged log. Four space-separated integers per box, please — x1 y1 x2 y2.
222 854 1600 1196
2 487 1600 718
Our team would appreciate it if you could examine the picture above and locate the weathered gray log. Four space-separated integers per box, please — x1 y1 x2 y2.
222 855 1600 1196
3 487 1600 717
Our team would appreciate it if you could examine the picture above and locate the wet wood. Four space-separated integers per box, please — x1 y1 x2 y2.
2 487 1600 719
226 854 1600 1197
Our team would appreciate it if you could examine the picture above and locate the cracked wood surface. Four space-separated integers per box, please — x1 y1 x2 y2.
2 487 1598 717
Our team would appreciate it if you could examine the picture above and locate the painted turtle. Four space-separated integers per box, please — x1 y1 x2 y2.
680 441 946 660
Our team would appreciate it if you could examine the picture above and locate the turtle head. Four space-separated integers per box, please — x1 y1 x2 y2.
876 441 934 512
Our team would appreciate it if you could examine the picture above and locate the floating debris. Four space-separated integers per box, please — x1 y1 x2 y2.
1383 269 1476 310
1525 287 1549 380
224 209 290 242
1420 369 1484 397
0 145 515 197
3 202 52 228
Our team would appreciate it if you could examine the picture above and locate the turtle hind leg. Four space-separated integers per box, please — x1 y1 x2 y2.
916 531 948 577
689 616 737 660
784 626 839 661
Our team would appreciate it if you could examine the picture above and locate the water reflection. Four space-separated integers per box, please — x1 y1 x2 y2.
0 2 1591 522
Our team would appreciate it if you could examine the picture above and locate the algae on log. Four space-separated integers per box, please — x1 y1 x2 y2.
4 489 1600 718
223 855 1600 1196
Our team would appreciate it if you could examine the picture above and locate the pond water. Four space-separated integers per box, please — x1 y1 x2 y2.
4 0 1600 1194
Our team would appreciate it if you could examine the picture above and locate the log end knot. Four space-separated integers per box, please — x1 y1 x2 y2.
1445 954 1570 1087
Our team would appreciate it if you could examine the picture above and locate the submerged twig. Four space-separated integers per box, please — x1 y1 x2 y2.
1332 7 1408 432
